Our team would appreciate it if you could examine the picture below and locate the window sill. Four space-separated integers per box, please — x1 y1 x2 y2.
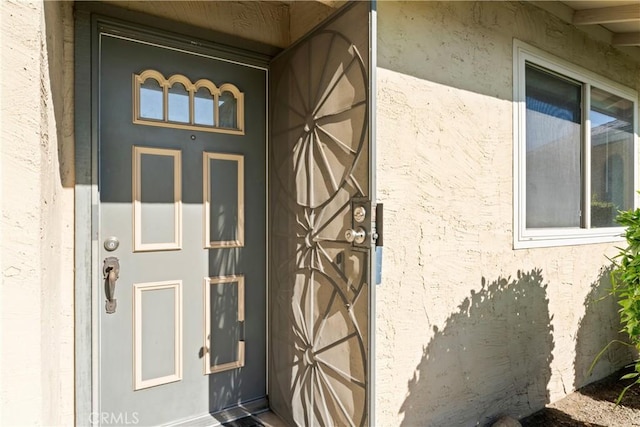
514 228 625 249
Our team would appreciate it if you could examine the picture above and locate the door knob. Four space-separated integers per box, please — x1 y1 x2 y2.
345 227 366 244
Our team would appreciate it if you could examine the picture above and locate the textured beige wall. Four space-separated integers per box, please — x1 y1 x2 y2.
375 1 640 426
0 0 75 425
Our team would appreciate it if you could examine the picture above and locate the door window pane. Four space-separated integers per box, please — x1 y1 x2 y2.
525 64 582 228
194 88 215 126
140 79 163 120
168 83 190 123
590 87 635 227
219 91 238 129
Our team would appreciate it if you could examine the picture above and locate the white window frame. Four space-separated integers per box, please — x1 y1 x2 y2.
513 40 639 249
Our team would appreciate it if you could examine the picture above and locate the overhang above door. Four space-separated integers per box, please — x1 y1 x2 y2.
99 0 348 49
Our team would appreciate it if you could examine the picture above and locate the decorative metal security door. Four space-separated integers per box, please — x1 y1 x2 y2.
269 2 374 426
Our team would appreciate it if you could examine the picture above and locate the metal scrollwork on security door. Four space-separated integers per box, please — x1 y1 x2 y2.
271 10 370 426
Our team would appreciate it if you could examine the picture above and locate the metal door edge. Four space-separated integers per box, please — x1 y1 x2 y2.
368 2 377 426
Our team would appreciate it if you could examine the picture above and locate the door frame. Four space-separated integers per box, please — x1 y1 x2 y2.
74 2 377 426
74 4 274 425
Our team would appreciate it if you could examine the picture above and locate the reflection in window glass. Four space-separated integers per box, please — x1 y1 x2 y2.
194 88 215 126
219 91 237 129
590 87 634 228
525 64 582 228
168 83 190 123
140 79 163 120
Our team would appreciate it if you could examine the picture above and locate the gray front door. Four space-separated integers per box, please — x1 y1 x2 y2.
98 33 266 425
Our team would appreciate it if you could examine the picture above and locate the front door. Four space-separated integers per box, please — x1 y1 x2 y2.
98 32 266 425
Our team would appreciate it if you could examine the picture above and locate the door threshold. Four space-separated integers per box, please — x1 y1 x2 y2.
254 411 287 427
166 398 270 427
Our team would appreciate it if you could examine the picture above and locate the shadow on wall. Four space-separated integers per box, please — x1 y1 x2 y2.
43 0 74 188
399 269 554 426
574 265 633 389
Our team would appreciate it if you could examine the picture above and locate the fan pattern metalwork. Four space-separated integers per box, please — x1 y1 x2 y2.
270 4 371 425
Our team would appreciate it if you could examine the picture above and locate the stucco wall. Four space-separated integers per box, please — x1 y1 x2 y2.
0 0 75 425
289 1 343 44
375 1 640 426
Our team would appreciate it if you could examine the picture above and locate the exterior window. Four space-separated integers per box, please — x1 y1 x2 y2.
514 41 638 248
590 88 635 227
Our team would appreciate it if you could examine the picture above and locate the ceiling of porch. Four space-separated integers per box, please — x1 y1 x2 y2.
99 1 639 60
101 0 345 49
562 1 640 47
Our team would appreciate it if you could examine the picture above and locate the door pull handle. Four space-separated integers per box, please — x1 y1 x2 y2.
103 257 120 314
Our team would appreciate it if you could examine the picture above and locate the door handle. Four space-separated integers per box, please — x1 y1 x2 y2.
103 257 120 314
345 227 366 244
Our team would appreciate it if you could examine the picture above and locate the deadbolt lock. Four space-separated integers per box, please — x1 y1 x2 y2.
353 206 366 223
104 236 119 252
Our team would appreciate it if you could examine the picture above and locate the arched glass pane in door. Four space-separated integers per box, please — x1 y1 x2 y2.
168 83 190 123
140 78 163 120
194 87 215 126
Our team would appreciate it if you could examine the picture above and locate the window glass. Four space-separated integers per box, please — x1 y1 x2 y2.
168 83 190 123
514 42 638 247
134 70 244 135
525 64 582 228
194 88 215 126
140 79 163 120
590 87 635 227
219 91 237 129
